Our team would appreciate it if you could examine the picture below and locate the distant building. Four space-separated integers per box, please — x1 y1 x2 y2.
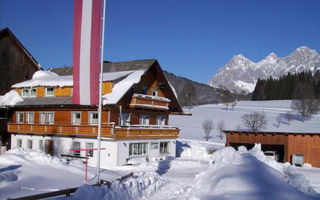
224 130 320 167
7 59 184 166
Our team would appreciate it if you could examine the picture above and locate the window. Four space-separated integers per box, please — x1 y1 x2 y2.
150 143 159 150
40 112 54 124
157 116 166 126
22 88 29 98
129 143 148 156
139 115 150 125
120 113 130 126
152 89 158 96
72 142 81 156
17 112 24 123
39 140 44 151
72 112 81 125
27 140 33 149
160 142 169 154
26 112 34 124
47 112 54 124
86 143 94 157
89 112 99 125
17 139 22 147
30 88 37 97
141 86 148 95
45 87 54 96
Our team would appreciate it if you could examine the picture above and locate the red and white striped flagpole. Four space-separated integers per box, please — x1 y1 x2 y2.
97 0 107 183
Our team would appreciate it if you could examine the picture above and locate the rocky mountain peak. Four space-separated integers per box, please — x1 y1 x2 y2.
208 46 320 94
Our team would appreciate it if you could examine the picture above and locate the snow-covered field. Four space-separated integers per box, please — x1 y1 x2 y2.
170 100 320 142
1 100 320 199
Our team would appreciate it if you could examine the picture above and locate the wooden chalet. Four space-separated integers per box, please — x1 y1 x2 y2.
224 130 320 167
0 27 41 150
7 59 184 166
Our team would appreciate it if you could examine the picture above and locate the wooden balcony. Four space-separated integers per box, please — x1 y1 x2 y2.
7 123 180 140
130 94 170 110
7 123 114 138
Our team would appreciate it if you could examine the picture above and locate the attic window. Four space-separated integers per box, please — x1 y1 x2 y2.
22 88 29 98
30 88 37 97
45 87 54 96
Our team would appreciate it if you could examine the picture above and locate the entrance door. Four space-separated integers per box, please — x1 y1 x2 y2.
45 140 53 156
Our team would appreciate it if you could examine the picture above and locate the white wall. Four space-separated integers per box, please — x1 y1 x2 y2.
10 134 177 167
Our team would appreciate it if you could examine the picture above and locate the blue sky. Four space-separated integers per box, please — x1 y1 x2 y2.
1 0 320 83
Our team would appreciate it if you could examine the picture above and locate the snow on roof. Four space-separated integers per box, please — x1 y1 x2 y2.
103 70 146 105
0 90 23 106
12 70 73 88
12 70 139 89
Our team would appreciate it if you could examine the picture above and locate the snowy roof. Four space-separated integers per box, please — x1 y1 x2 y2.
0 90 23 106
12 70 137 88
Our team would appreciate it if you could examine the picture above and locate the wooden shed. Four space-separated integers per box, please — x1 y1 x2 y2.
224 130 320 167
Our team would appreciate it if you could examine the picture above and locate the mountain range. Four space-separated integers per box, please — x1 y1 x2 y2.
208 46 320 94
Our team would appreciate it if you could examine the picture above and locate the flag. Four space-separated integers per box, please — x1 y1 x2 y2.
73 0 102 105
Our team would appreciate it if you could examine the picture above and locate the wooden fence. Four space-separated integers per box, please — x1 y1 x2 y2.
6 172 134 200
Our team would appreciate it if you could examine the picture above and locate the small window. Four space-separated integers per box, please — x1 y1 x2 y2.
30 88 37 97
26 112 34 124
72 112 81 125
39 140 44 151
86 143 94 157
17 112 24 123
89 112 99 125
141 86 148 95
17 139 22 147
152 89 158 96
139 115 150 125
157 116 165 126
160 142 169 154
40 112 46 124
72 142 81 156
47 112 54 124
22 88 29 98
46 87 54 96
27 140 33 149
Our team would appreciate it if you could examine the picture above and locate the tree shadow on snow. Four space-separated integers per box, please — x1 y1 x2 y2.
0 165 21 173
176 140 190 157
156 156 174 176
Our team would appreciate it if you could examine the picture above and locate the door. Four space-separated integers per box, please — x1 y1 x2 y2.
45 140 53 156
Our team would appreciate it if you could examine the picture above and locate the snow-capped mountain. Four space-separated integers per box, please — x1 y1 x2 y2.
208 46 320 94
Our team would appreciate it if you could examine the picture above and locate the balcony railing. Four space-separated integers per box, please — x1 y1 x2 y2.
130 94 170 110
7 123 179 140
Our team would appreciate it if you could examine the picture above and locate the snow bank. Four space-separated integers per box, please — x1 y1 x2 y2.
64 172 164 200
0 90 23 106
177 139 224 161
190 144 319 200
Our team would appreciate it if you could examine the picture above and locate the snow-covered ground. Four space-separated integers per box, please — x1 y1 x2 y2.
170 100 320 142
1 100 320 199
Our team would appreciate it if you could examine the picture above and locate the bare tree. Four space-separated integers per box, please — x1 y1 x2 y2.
231 101 237 110
217 120 225 140
202 119 214 141
285 111 294 125
242 112 268 132
291 83 320 122
276 115 281 128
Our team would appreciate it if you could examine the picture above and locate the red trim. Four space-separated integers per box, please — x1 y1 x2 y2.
89 0 102 105
72 0 83 104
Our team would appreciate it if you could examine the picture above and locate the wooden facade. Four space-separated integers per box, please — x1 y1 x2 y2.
7 59 182 142
224 130 320 167
0 28 40 95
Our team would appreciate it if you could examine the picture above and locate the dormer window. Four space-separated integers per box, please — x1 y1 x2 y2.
152 89 158 96
22 88 29 98
45 87 54 97
30 88 37 97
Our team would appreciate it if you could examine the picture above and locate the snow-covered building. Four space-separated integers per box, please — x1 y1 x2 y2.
6 59 183 166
